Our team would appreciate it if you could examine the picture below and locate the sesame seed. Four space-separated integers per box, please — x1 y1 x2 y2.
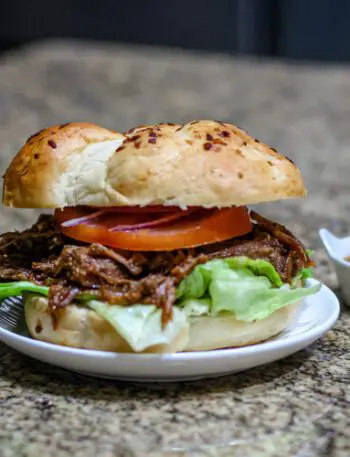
213 138 226 145
48 140 57 149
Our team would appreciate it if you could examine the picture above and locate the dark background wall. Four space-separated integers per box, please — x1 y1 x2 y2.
0 0 348 61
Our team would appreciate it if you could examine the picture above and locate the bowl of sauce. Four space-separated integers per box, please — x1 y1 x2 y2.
319 228 350 307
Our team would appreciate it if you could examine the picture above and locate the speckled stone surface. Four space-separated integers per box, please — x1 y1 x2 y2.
0 40 349 457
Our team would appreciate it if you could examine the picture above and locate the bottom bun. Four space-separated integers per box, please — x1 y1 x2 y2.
24 295 299 353
24 296 189 354
185 303 298 351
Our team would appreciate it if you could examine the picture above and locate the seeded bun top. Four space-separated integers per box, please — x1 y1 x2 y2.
3 120 306 208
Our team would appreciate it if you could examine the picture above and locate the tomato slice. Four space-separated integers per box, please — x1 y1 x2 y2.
54 206 252 251
89 205 192 213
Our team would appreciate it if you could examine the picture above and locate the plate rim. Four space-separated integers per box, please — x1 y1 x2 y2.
0 279 340 363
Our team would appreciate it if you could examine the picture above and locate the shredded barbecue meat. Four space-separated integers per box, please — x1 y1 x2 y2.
0 214 313 324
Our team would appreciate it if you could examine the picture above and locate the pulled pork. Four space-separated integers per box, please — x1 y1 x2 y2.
0 213 313 323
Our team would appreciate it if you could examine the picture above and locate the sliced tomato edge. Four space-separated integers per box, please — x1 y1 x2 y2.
54 206 252 251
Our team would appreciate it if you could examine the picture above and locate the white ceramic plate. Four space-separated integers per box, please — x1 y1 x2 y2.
0 279 339 382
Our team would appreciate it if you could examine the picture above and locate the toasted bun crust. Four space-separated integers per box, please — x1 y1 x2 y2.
3 120 306 208
185 303 298 351
24 295 298 353
24 296 189 354
3 122 124 208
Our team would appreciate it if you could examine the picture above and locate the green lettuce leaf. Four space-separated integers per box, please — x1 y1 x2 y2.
182 298 212 316
177 257 321 322
299 267 313 280
0 281 49 300
176 257 283 301
86 301 189 352
291 267 314 288
0 281 101 302
300 250 315 281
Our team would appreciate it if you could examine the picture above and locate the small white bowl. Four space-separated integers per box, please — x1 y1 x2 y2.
319 228 350 307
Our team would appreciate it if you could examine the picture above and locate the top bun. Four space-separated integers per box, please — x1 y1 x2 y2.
3 120 306 209
3 122 124 208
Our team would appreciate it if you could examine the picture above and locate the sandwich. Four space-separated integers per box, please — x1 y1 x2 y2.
0 120 320 353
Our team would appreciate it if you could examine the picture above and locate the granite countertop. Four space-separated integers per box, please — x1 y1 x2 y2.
0 40 349 457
